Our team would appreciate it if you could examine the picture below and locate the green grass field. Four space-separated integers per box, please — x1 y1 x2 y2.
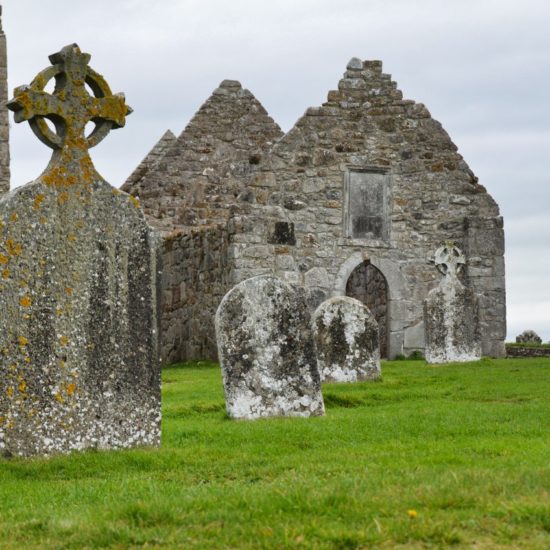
0 358 548 549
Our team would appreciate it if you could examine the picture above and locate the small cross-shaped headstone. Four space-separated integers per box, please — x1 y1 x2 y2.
433 241 465 279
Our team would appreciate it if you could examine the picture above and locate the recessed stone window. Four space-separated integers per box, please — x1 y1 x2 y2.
344 169 390 240
268 221 296 245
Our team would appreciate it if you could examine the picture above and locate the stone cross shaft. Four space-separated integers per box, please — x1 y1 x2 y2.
7 43 131 157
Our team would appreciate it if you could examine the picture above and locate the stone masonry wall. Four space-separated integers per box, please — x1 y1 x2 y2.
0 11 10 195
229 58 505 358
122 80 283 233
161 225 231 363
126 57 506 362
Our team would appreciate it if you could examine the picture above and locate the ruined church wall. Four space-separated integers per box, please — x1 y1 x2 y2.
160 225 231 364
123 80 283 233
228 59 505 358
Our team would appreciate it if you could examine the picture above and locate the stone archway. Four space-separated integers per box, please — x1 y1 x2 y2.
333 252 411 359
345 261 389 357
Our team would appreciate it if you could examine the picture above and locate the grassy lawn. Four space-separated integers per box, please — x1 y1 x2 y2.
0 358 548 549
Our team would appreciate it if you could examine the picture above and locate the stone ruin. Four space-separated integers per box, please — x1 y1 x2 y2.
515 330 542 345
215 275 324 419
0 9 506 368
0 44 160 456
424 243 481 364
122 57 506 364
313 296 381 383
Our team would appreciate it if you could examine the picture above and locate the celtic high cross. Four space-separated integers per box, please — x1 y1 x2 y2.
7 43 131 175
433 241 466 280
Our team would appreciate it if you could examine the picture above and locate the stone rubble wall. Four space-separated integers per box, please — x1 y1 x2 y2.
123 80 283 233
505 345 550 358
160 224 231 364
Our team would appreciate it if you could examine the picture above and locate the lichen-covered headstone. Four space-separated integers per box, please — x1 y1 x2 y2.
0 44 160 456
215 275 324 419
424 243 481 364
312 296 381 382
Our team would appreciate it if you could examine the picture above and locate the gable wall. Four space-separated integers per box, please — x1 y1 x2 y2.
229 59 505 357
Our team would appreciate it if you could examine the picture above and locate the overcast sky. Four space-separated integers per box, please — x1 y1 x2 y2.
2 0 549 342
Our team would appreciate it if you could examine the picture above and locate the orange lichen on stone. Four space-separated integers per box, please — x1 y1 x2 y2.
66 383 76 395
19 296 31 308
65 287 73 295
33 194 46 210
58 191 70 204
10 212 18 222
6 239 22 256
6 387 13 397
129 195 140 208
18 380 27 393
59 335 69 346
0 253 8 264
18 336 28 346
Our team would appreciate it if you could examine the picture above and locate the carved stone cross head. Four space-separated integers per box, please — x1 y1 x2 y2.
433 241 465 279
7 44 131 156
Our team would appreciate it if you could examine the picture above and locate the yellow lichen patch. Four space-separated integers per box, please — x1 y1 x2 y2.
24 356 31 363
66 383 76 396
75 220 84 229
65 287 73 295
0 253 8 264
129 195 140 208
2 269 10 279
54 393 64 403
6 239 22 256
33 194 46 210
41 163 78 188
39 217 47 225
18 336 28 346
56 307 63 316
19 296 32 308
67 233 77 242
59 335 69 346
6 387 13 397
10 212 18 222
57 191 70 205
112 189 120 196
18 380 27 393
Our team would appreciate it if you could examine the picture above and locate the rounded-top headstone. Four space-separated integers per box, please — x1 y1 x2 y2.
215 275 324 419
312 296 381 383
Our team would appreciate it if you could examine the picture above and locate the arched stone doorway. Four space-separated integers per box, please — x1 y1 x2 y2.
345 261 389 357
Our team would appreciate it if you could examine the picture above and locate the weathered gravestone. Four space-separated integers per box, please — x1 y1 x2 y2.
215 275 325 419
0 44 161 456
424 243 481 364
312 296 381 383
